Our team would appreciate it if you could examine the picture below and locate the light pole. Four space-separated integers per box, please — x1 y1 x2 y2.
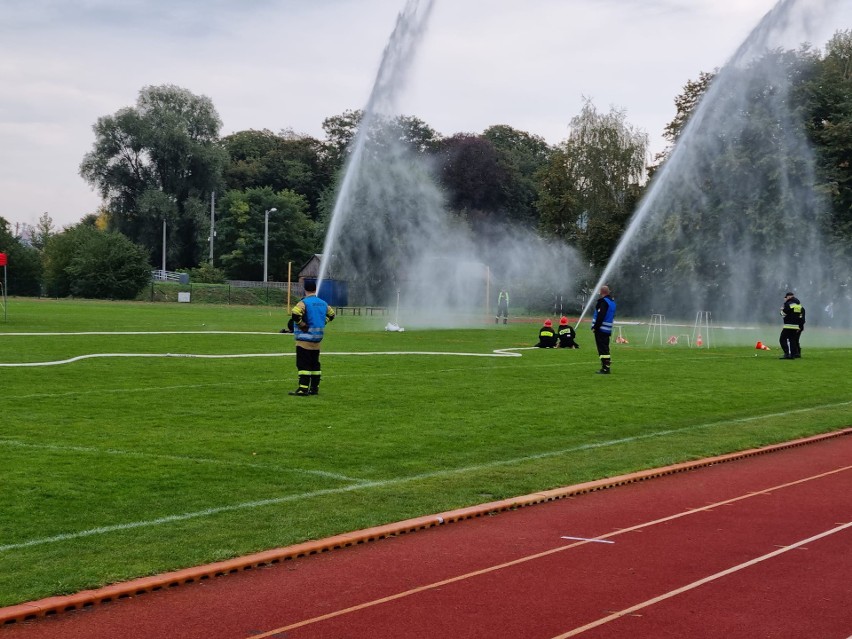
263 208 277 283
162 218 167 277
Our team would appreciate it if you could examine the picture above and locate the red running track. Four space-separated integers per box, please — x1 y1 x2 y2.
4 432 852 639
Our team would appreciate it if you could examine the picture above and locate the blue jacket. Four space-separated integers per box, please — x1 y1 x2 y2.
592 296 616 335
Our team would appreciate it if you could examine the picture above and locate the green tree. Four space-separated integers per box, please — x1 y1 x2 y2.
216 187 315 281
222 129 330 220
802 30 852 269
43 224 150 299
0 217 42 296
31 212 56 251
79 84 228 270
434 133 508 226
321 110 441 173
538 99 648 268
482 125 552 225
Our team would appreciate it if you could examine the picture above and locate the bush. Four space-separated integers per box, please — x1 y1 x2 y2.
45 225 151 299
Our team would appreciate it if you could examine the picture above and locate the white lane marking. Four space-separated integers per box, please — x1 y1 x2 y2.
561 536 615 544
245 469 852 639
552 521 852 638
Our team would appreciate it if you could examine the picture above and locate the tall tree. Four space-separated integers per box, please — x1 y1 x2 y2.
79 84 228 270
482 125 552 225
538 99 648 268
0 216 42 296
802 30 852 268
434 133 509 227
215 187 315 281
222 129 330 220
30 212 56 251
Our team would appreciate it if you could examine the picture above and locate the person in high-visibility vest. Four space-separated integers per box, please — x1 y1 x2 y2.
591 285 616 374
289 280 335 396
495 289 509 325
779 292 804 360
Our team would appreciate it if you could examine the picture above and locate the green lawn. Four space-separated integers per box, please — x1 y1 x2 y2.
1 298 850 606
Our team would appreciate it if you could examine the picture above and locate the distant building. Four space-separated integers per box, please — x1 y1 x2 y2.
297 254 349 306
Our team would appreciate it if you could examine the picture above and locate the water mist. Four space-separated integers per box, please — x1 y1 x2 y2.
317 0 586 327
578 0 850 334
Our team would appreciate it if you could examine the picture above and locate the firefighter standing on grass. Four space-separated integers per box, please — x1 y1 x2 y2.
591 285 616 374
290 280 335 396
779 292 804 360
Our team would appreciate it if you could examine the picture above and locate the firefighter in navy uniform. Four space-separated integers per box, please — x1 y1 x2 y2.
557 316 580 349
779 292 804 360
591 285 616 374
290 280 335 396
536 319 558 348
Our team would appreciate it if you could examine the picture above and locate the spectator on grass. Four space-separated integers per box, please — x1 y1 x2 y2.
557 317 580 349
289 280 335 396
591 285 616 374
495 289 510 325
536 319 558 348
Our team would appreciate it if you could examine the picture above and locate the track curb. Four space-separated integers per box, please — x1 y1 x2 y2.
3 427 850 625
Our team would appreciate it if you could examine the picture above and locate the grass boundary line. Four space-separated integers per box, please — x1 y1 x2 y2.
1 426 849 626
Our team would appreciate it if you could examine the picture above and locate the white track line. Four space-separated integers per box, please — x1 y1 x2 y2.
246 467 852 639
552 521 852 638
2 408 849 553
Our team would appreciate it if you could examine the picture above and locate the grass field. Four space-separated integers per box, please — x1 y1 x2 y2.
1 298 850 607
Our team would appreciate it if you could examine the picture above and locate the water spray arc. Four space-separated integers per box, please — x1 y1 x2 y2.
576 0 847 329
316 0 435 291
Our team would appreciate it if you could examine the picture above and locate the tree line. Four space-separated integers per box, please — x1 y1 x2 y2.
2 30 850 302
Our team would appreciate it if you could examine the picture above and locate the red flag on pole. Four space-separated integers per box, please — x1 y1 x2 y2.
0 253 7 266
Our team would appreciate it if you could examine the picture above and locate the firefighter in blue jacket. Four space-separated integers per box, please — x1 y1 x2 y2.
289 280 335 396
591 285 616 374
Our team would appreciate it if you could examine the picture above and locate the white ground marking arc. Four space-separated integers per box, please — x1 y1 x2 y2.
246 465 852 639
0 350 522 367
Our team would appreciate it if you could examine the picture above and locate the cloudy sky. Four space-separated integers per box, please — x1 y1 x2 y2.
2 0 849 231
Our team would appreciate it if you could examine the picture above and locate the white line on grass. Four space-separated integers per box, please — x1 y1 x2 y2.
2 400 849 553
0 350 522 367
0 331 279 336
0 439 361 483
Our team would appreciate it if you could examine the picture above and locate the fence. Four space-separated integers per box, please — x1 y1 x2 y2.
142 281 302 306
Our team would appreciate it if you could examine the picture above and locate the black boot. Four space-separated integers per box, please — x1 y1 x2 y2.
289 374 311 396
309 376 320 396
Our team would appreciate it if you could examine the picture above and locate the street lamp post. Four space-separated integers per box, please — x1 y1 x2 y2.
162 218 167 277
263 208 277 283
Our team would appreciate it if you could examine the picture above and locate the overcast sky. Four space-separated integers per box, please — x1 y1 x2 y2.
2 0 849 231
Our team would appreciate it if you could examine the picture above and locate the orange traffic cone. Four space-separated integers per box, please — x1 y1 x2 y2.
696 334 704 347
